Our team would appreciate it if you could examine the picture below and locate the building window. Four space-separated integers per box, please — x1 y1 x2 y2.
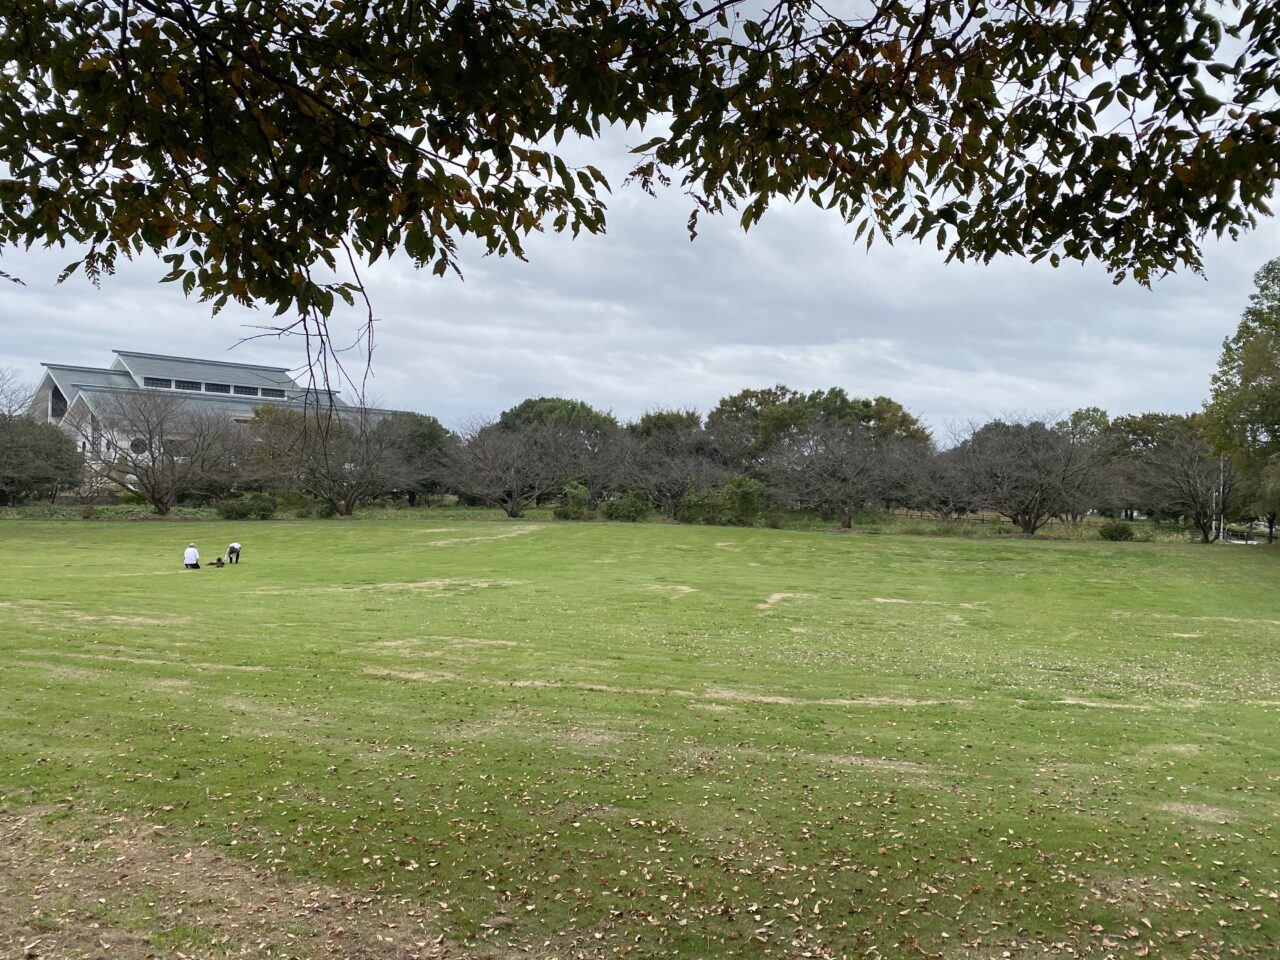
174 379 201 391
260 388 286 398
51 386 67 419
143 377 172 388
233 385 259 396
204 382 231 394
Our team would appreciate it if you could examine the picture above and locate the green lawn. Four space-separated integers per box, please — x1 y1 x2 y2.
1 517 1277 958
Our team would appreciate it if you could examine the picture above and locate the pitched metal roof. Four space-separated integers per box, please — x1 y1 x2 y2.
111 350 312 394
72 384 354 421
42 364 136 405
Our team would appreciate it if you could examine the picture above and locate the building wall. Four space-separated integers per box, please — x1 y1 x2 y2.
26 376 59 425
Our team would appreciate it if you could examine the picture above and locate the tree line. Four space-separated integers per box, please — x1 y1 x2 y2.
0 378 1257 542
3 255 1277 537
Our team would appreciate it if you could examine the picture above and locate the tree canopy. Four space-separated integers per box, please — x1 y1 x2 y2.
1204 255 1280 538
3 0 1277 339
497 397 617 433
1205 256 1280 462
0 414 82 505
707 385 929 452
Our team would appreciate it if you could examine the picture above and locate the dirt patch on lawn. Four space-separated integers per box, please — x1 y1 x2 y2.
647 584 696 597
17 651 267 673
363 668 459 684
506 679 696 699
820 754 933 775
375 635 519 651
428 526 542 546
251 578 522 596
444 636 519 647
1116 611 1280 628
756 592 812 610
705 688 941 708
0 807 450 959
871 597 986 609
327 578 521 594
22 663 108 685
1159 802 1233 823
62 612 189 627
1057 697 1151 710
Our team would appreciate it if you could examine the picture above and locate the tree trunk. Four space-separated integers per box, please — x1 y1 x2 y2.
407 489 418 507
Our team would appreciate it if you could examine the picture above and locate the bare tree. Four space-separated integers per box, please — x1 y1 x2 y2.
954 418 1108 536
766 419 903 528
625 415 727 516
0 366 33 418
79 391 248 514
1139 425 1232 543
446 420 571 518
250 405 403 516
901 446 972 519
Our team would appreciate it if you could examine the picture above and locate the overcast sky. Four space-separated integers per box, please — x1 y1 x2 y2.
3 128 1277 436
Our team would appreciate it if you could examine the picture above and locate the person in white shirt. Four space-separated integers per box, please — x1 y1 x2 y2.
227 542 241 564
183 543 200 569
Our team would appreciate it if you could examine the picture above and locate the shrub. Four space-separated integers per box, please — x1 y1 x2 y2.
673 487 717 524
79 505 98 520
1098 519 1135 541
294 506 314 519
601 490 652 522
554 481 594 521
718 475 765 526
216 493 280 521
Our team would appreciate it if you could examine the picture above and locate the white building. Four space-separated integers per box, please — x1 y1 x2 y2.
29 349 349 434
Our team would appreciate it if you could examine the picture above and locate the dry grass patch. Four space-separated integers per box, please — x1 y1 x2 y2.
428 526 542 546
1159 802 1233 823
871 597 986 609
0 807 451 960
62 612 188 627
647 584 696 597
705 687 943 708
756 592 812 610
249 578 522 596
363 668 459 684
506 679 697 699
17 651 268 672
815 753 934 775
1057 697 1152 710
23 663 111 685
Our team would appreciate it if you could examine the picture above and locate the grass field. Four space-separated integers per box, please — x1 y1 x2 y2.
0 516 1277 959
